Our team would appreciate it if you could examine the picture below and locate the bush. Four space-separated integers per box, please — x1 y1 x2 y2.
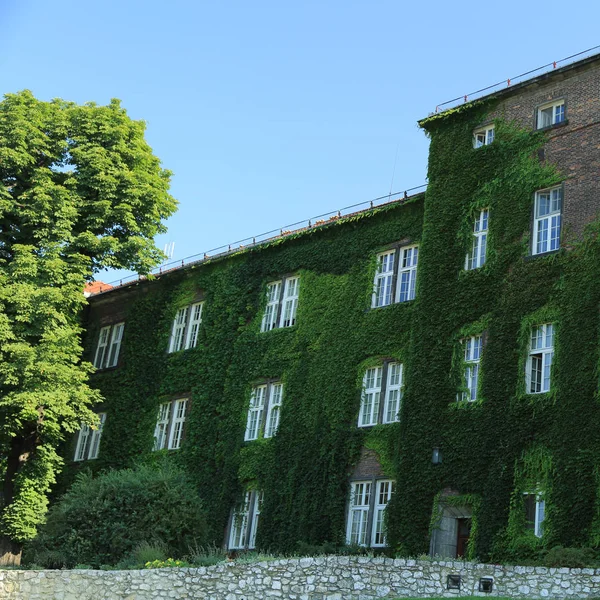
543 546 597 568
187 542 228 567
28 462 207 568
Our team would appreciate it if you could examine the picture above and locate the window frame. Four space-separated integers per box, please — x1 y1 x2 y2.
260 275 300 332
526 323 554 394
228 489 263 550
93 323 125 370
152 397 190 450
465 209 489 270
473 124 495 148
168 301 205 353
532 187 562 256
74 413 106 461
244 380 284 441
524 491 546 538
358 360 404 427
459 335 483 402
536 99 566 130
371 244 419 308
346 478 395 547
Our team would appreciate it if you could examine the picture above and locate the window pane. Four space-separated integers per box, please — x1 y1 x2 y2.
245 386 266 440
359 367 382 426
261 282 281 332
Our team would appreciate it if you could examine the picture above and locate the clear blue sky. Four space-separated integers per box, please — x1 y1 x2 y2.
2 0 598 282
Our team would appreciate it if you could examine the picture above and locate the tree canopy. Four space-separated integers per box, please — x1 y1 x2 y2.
0 90 176 560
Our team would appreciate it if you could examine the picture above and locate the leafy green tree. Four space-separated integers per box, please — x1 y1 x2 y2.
0 90 176 564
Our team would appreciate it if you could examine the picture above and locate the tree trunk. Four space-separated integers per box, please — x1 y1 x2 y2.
0 536 22 566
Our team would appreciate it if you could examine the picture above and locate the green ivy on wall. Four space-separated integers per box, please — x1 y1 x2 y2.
58 101 600 561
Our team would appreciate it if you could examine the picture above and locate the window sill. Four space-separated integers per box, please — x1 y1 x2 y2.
524 248 562 262
535 119 568 133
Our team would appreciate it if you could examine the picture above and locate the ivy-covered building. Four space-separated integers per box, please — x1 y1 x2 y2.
72 53 600 561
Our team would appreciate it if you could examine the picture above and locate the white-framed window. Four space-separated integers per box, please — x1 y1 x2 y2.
346 479 395 547
358 361 404 427
371 245 419 308
460 335 483 401
473 125 495 148
260 276 299 332
526 323 554 394
168 302 204 353
74 413 106 461
536 100 565 129
244 381 284 441
93 323 125 369
524 492 546 538
465 209 489 270
153 398 189 450
533 187 561 255
228 490 263 550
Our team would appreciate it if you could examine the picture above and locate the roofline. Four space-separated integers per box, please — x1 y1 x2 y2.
419 51 600 127
89 189 426 299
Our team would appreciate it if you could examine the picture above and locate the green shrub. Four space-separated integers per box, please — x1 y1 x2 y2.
28 462 207 568
543 546 597 568
187 542 227 566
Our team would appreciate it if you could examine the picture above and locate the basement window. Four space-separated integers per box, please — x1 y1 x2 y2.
168 302 204 352
358 361 404 426
74 413 106 461
536 100 565 129
526 324 554 394
372 245 418 308
260 276 300 332
473 125 495 148
153 398 189 450
228 490 263 550
93 323 125 369
346 479 395 547
245 382 284 441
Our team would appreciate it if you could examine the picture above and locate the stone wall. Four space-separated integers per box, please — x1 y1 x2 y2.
2 556 600 599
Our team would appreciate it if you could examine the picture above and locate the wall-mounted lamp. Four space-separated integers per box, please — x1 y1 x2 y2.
432 447 442 465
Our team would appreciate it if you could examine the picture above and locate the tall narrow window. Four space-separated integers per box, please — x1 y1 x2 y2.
372 250 395 308
245 381 284 441
106 323 124 368
168 302 204 353
358 361 403 427
94 327 110 368
533 188 561 255
346 479 395 547
473 125 495 148
245 385 267 441
347 481 371 546
260 276 300 332
398 246 418 302
228 490 262 550
358 367 382 427
93 323 125 369
526 324 554 394
465 209 489 270
74 413 106 461
537 100 565 129
152 398 190 450
383 363 403 424
524 492 546 538
371 245 419 308
261 282 281 332
372 480 395 547
168 398 188 450
461 335 482 401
